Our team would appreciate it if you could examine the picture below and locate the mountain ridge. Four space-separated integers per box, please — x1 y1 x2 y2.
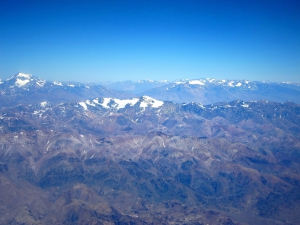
0 73 134 107
1 73 299 107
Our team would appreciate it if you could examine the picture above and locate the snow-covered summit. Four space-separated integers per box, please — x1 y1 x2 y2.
140 96 164 108
10 73 33 87
15 72 32 79
4 72 47 88
77 96 164 111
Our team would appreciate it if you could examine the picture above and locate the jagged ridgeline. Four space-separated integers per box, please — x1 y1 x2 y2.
0 73 300 224
1 73 300 107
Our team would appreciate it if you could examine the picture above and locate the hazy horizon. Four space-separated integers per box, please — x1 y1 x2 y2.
2 71 300 84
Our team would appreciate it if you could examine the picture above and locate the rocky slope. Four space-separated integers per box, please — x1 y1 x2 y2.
0 98 299 224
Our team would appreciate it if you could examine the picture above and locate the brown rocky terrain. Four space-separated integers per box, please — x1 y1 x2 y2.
0 99 299 224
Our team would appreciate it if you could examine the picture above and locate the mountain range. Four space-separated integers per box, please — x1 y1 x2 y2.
0 73 300 224
100 78 300 104
1 73 300 107
0 73 133 107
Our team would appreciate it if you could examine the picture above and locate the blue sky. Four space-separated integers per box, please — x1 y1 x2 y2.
0 0 299 82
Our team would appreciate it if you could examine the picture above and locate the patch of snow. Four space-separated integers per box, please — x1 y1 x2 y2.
79 102 88 110
206 78 215 82
189 80 205 85
241 104 249 108
15 78 30 87
68 84 75 87
91 98 100 105
175 81 185 84
33 110 42 115
196 103 206 108
235 82 242 87
100 98 112 108
228 81 234 87
40 101 48 107
36 80 46 87
140 96 164 108
53 81 63 86
85 100 96 107
113 98 139 109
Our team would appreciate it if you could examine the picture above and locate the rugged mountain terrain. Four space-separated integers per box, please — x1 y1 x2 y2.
0 73 133 107
0 96 299 224
1 73 300 107
102 78 300 104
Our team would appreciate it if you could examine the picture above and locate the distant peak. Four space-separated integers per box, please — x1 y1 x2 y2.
5 72 48 88
7 72 32 81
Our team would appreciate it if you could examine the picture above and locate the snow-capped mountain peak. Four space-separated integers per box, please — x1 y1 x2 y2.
7 72 32 80
12 73 33 87
188 80 205 85
77 96 164 111
15 72 32 79
4 72 47 88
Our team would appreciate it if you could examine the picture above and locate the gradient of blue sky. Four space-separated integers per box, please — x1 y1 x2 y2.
0 0 299 82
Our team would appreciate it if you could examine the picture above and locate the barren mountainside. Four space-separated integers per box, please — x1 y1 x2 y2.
0 94 300 224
